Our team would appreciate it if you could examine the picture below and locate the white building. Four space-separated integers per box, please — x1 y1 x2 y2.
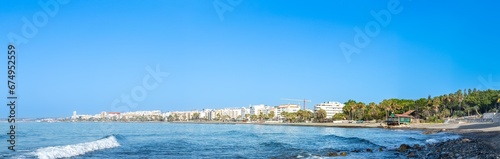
207 110 217 120
276 104 300 119
217 108 242 119
72 111 77 120
241 107 250 119
249 104 267 115
314 101 345 119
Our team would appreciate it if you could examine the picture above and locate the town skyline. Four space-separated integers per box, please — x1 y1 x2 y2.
70 101 345 122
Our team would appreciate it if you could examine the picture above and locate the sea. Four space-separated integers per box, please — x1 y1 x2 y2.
0 122 460 159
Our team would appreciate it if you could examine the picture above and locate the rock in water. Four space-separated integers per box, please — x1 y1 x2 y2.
407 151 418 158
328 152 338 156
340 152 347 156
399 144 410 152
413 144 422 151
423 130 433 134
366 148 373 153
461 138 472 143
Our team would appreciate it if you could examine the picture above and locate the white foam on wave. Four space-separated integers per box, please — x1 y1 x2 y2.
32 135 120 159
425 134 460 144
425 138 438 143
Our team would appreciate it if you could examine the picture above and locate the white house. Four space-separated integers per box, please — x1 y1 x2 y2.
314 101 345 119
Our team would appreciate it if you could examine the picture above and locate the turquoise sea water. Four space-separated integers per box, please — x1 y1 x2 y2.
0 122 459 158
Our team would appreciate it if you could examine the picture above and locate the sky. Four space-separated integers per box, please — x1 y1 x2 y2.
0 0 499 118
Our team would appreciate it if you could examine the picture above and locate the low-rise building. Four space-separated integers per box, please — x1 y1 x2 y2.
276 104 300 119
314 101 345 119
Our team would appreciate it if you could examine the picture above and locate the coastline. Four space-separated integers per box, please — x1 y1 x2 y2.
168 121 500 158
168 120 500 132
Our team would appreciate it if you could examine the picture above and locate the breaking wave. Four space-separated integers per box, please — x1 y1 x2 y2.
425 133 461 144
32 135 121 159
323 134 382 147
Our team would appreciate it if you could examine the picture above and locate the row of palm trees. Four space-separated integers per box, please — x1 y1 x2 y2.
340 89 500 122
167 88 500 123
167 109 329 123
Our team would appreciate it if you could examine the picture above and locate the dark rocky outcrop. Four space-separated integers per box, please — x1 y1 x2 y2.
328 152 338 156
398 144 410 152
340 152 347 156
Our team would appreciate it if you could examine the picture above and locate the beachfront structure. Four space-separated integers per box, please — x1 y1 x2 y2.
250 104 267 115
169 111 199 121
386 110 415 125
72 111 77 120
314 101 345 119
207 110 217 120
120 110 163 120
241 107 250 119
218 108 243 119
276 104 300 119
121 110 161 116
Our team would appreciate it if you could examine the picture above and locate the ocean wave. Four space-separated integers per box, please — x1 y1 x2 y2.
323 134 382 147
260 141 290 148
32 135 121 159
425 135 460 144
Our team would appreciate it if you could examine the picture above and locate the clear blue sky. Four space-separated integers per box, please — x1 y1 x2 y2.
1 0 499 118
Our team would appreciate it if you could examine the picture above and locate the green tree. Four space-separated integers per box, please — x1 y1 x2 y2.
343 100 357 120
333 113 346 120
497 94 500 111
316 109 327 123
297 110 313 122
250 114 257 121
355 102 366 120
258 112 266 121
192 113 200 120
268 111 275 120
216 113 221 121
280 111 288 122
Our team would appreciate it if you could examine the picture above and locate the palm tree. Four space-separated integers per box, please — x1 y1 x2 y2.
456 89 464 113
380 99 392 119
280 111 288 122
342 104 352 120
473 106 481 116
258 112 266 121
464 104 472 116
192 113 200 120
496 94 500 112
316 109 327 123
216 113 221 121
356 102 366 120
344 100 357 120
250 114 257 121
351 105 357 120
368 102 377 120
433 97 441 114
269 111 275 121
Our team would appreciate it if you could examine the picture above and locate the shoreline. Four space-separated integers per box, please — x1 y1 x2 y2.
169 121 500 158
168 120 500 132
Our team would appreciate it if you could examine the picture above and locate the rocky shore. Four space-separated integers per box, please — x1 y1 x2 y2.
318 130 500 158
422 131 500 159
382 130 500 159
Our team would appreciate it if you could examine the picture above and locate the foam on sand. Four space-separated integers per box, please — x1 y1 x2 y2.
32 135 120 159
